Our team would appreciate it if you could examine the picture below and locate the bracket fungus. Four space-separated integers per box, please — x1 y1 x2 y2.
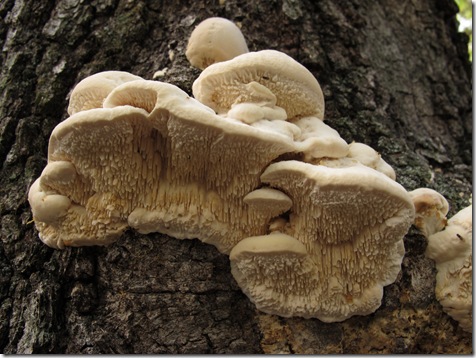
30 76 300 252
186 17 249 70
230 160 415 322
409 188 449 237
29 41 417 323
193 50 325 121
410 189 472 332
192 50 348 162
425 205 472 332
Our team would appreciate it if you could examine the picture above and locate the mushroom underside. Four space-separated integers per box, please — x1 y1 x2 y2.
230 161 414 321
33 80 299 252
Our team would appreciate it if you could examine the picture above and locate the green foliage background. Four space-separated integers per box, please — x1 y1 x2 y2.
455 0 472 60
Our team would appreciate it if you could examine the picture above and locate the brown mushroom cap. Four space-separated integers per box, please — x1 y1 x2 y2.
230 160 414 321
192 50 325 120
186 17 249 70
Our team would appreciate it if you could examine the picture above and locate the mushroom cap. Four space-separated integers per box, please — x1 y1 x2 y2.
28 179 71 224
192 50 325 120
102 79 215 115
347 142 379 166
38 106 151 248
230 233 321 318
447 204 472 231
100 80 297 199
230 160 415 321
39 161 78 189
67 71 144 115
426 205 472 265
243 187 293 216
409 188 449 237
425 205 472 333
186 17 249 70
230 232 308 259
261 160 414 247
228 102 288 124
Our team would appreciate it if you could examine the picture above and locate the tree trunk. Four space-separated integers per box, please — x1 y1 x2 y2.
0 0 471 354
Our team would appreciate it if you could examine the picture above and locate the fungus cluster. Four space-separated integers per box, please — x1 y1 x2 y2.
29 17 422 322
410 189 472 332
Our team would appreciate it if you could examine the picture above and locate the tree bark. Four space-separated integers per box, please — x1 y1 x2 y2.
0 0 472 354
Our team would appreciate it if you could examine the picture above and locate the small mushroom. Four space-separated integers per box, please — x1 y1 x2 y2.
409 188 449 237
191 49 353 161
186 17 249 70
230 160 414 321
67 71 144 115
243 187 293 216
425 205 472 332
39 161 78 190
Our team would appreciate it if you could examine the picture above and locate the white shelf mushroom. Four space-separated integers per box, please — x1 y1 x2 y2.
292 117 349 160
409 189 472 332
346 142 396 180
230 160 415 322
29 47 420 324
192 50 325 121
409 188 449 237
426 205 472 333
192 50 353 162
30 78 300 253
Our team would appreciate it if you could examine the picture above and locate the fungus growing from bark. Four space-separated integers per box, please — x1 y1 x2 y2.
230 160 415 322
192 50 346 161
29 46 414 323
425 205 472 333
409 188 449 237
186 17 249 70
29 78 297 252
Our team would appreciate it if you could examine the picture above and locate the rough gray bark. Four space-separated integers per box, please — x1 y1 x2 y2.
0 0 472 354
